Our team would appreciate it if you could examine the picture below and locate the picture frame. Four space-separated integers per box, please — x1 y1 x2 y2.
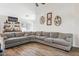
54 16 62 26
47 12 52 25
40 16 45 24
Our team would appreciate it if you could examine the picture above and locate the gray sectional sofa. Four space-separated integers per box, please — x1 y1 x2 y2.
1 32 73 51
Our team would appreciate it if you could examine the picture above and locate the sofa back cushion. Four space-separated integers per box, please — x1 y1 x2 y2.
30 32 36 35
25 32 36 36
3 32 15 39
50 32 59 38
41 32 50 37
59 33 66 39
36 31 42 36
15 32 25 37
25 32 31 36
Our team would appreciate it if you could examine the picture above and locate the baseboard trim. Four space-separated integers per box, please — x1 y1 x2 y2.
73 45 79 48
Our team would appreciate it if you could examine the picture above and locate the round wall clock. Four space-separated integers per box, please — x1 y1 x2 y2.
40 16 45 24
54 16 62 26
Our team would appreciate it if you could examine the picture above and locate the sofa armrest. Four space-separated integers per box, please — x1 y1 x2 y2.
66 38 73 46
65 37 73 50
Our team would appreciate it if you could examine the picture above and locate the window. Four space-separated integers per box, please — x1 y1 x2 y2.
21 21 33 32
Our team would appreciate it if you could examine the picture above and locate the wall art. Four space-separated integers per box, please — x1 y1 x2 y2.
40 16 45 24
54 16 62 26
47 12 52 25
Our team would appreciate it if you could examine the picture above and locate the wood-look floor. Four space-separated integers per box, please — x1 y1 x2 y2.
5 42 79 56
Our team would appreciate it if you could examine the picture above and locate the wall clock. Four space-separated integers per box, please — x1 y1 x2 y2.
54 16 62 26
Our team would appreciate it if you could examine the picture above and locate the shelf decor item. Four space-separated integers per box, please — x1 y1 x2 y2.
3 16 21 32
8 16 18 22
54 16 62 26
40 16 45 24
47 12 52 25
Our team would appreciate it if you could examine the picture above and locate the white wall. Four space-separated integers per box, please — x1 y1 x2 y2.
34 3 79 47
0 3 36 32
0 3 36 20
19 18 34 32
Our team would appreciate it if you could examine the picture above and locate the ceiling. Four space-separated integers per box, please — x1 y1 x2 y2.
0 3 36 20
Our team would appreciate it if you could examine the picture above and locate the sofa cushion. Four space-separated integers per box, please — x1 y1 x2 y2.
59 33 66 39
3 32 15 39
25 32 36 36
44 38 54 42
50 32 59 38
41 32 50 37
35 36 46 40
5 36 27 40
5 36 28 44
4 36 8 39
53 38 70 46
15 32 25 37
36 32 42 36
31 32 36 35
24 32 31 36
24 33 29 36
25 35 36 39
